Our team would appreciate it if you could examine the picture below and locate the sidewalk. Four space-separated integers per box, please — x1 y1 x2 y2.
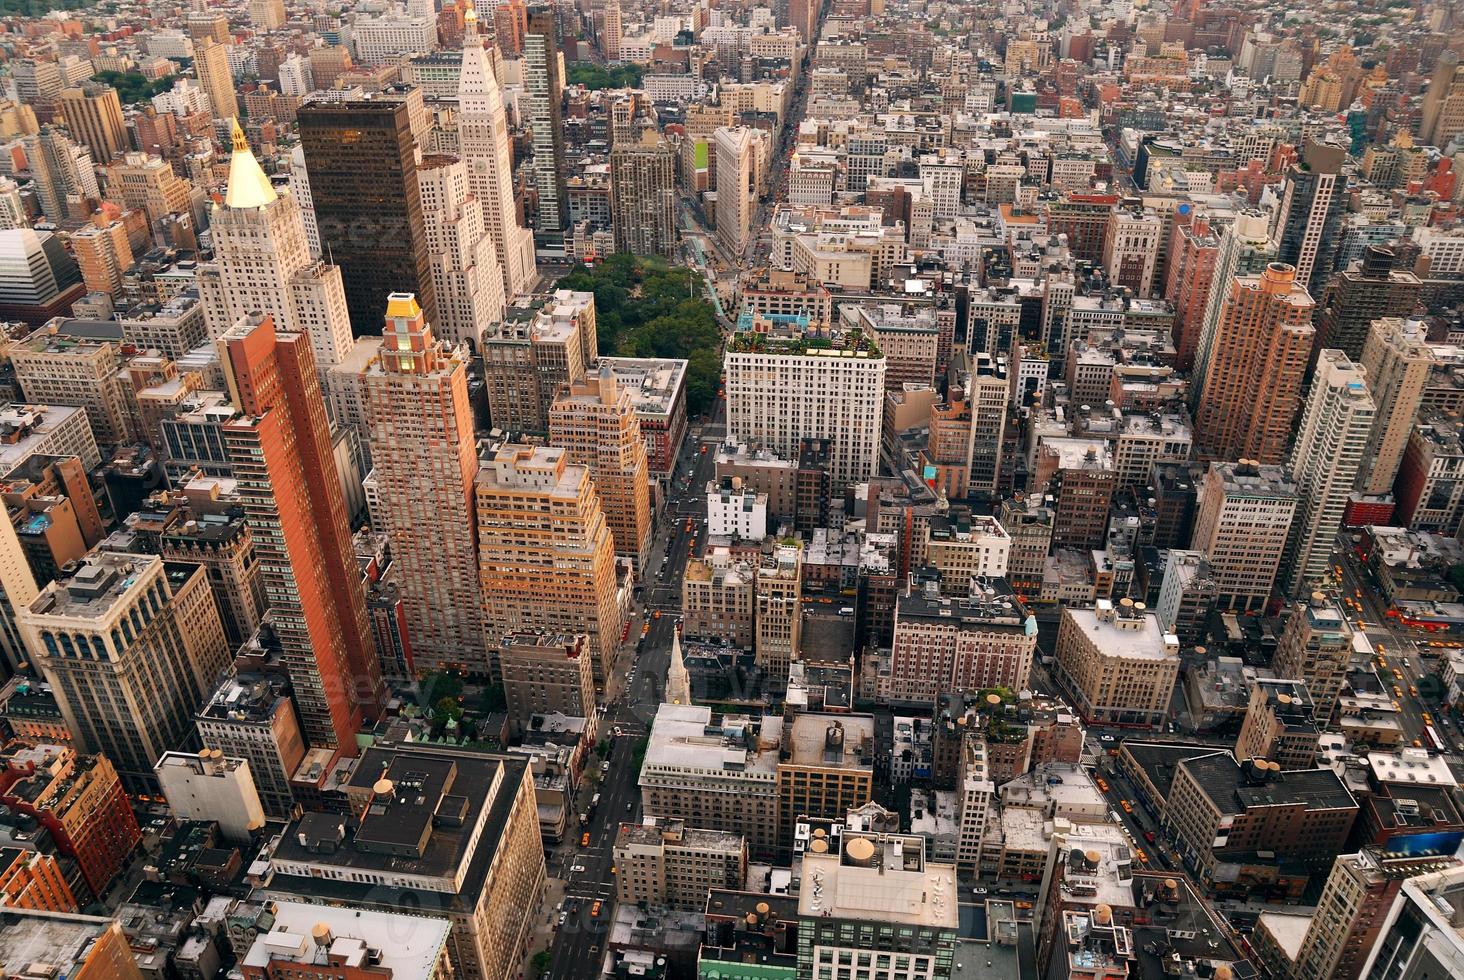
527 874 570 970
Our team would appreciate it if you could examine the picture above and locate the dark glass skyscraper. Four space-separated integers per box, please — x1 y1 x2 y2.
297 89 437 333
525 7 568 249
1274 139 1349 299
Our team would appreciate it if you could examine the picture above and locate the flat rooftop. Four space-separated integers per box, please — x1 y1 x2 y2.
1063 604 1178 661
797 833 957 929
1181 754 1357 816
25 552 175 623
642 703 777 777
0 910 123 974
784 713 874 770
243 901 450 978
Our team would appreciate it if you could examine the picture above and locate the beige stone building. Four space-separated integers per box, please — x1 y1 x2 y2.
1235 677 1319 770
1053 599 1180 729
755 543 803 683
498 630 595 730
549 367 653 574
18 551 230 792
1190 460 1298 611
1359 317 1435 497
157 486 266 649
10 322 133 445
640 704 780 855
1272 593 1354 722
682 551 755 646
613 818 746 910
476 443 626 683
107 153 195 226
775 713 875 849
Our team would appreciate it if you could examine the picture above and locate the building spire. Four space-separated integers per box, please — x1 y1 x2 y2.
666 627 690 705
463 0 481 44
224 118 278 209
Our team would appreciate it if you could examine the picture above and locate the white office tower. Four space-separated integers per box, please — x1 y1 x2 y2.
1284 349 1375 595
200 123 354 371
0 177 24 230
458 0 537 297
288 144 321 258
415 155 506 350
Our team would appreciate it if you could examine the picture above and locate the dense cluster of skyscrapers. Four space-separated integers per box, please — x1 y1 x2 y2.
0 0 1463 978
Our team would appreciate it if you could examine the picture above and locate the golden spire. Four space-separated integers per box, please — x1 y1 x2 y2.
463 0 479 34
223 117 278 209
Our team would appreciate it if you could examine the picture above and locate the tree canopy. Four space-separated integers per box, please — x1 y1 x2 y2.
557 254 722 416
565 62 644 91
94 70 176 105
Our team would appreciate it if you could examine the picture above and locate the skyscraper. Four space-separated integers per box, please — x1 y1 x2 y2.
601 3 622 61
1191 460 1298 612
1358 317 1436 497
1194 262 1314 465
459 0 537 296
361 293 486 673
0 502 37 673
199 124 354 372
218 313 385 751
1420 51 1464 150
549 366 654 573
610 135 678 258
1284 350 1374 595
17 552 231 792
475 443 625 682
56 85 126 162
194 39 239 121
70 220 133 298
714 127 758 258
523 6 568 248
248 0 286 30
415 154 505 350
1274 139 1348 297
724 319 887 490
25 127 98 222
1190 210 1275 409
789 0 818 41
298 89 437 333
1313 246 1422 362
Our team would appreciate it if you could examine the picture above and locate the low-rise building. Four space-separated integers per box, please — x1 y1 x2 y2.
796 830 957 980
1053 599 1179 728
1164 752 1358 896
1235 678 1320 770
884 580 1036 705
613 818 747 911
238 901 454 980
682 551 755 646
262 744 546 980
640 704 780 855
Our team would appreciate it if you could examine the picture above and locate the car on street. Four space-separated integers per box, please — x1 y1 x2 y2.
581 832 591 847
570 864 586 873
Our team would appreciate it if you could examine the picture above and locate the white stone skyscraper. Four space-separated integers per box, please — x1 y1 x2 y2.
416 154 506 350
1284 349 1375 595
288 144 321 258
198 123 355 372
458 0 537 297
